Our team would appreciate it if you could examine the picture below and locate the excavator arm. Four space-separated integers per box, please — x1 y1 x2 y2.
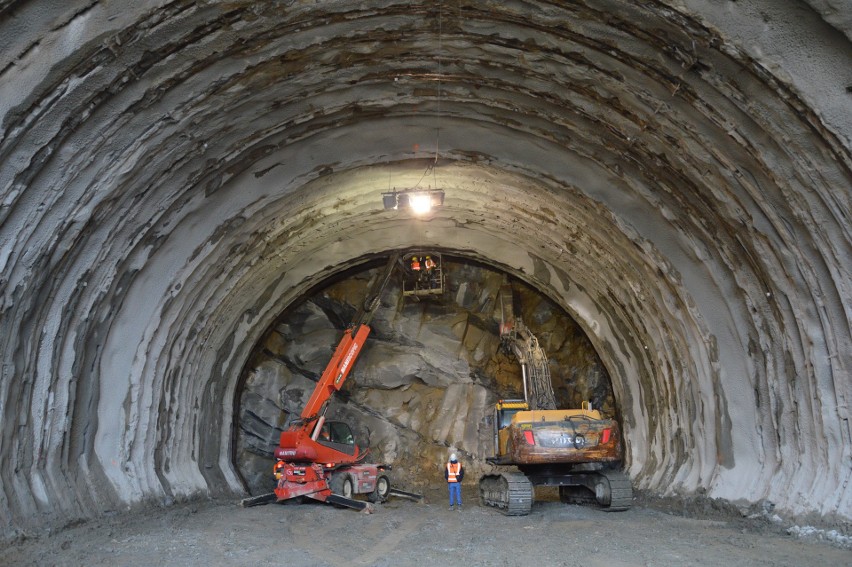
498 283 557 410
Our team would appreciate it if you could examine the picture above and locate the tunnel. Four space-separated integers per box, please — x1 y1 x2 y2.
0 0 850 539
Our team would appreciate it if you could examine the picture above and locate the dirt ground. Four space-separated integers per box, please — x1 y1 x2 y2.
2 487 850 567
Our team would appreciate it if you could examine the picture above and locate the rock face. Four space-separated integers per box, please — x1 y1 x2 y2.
236 260 613 493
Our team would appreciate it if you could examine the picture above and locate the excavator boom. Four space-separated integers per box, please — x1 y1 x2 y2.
498 284 557 410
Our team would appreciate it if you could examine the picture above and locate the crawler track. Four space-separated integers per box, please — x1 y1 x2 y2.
558 469 633 511
478 472 533 516
481 468 633 515
599 469 633 511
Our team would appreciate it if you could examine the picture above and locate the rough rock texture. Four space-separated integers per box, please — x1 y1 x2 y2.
235 260 614 493
0 0 850 540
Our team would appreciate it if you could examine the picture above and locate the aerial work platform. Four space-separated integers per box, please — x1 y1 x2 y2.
402 251 444 297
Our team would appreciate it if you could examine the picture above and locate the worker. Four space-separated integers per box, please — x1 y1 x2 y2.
423 255 437 289
273 459 286 481
445 453 464 510
410 255 421 272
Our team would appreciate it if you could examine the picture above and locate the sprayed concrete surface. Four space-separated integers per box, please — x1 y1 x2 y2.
0 0 850 542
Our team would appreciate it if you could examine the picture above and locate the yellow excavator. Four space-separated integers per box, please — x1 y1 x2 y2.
478 284 633 515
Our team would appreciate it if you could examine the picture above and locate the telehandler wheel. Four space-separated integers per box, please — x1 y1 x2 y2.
330 473 354 499
342 477 354 499
368 475 390 503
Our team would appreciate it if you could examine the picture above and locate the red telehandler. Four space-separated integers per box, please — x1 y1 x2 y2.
241 253 421 511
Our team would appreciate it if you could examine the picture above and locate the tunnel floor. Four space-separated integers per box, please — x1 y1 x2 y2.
2 489 848 566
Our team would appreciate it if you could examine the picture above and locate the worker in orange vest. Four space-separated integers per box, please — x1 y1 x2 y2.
423 255 437 288
273 459 286 481
410 256 421 272
445 453 464 510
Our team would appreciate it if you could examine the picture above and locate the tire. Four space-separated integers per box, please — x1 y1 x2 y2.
329 473 354 499
368 475 390 503
341 476 354 499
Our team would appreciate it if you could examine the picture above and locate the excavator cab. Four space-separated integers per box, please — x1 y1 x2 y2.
497 402 526 429
492 399 529 458
402 251 444 297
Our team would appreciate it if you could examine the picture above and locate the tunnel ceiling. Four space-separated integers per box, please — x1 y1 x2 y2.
0 0 850 536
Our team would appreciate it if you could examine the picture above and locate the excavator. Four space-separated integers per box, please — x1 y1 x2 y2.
478 284 633 515
241 252 421 511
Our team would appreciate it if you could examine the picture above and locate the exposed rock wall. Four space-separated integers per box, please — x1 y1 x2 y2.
236 261 614 492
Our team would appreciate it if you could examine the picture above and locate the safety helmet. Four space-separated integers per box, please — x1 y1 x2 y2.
450 453 457 462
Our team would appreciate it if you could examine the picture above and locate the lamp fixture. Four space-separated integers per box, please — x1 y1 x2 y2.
382 188 445 215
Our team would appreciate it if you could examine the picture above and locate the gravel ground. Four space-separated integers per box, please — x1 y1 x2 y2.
2 487 849 567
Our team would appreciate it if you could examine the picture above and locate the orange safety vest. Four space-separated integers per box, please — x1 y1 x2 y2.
411 257 421 271
274 460 285 479
447 462 461 483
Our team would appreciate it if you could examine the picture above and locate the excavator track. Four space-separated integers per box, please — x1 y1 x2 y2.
598 470 633 511
479 472 533 516
558 470 633 511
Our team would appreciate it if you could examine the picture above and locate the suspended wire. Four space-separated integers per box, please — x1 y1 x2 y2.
412 2 443 191
435 0 442 166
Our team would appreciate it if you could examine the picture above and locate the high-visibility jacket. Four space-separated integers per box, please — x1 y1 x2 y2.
447 462 462 483
411 257 421 271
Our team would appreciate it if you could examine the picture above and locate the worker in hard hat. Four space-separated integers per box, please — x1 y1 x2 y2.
445 453 464 510
410 255 421 272
423 255 437 289
273 459 286 481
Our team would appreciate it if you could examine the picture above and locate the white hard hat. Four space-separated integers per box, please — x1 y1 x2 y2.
450 453 457 461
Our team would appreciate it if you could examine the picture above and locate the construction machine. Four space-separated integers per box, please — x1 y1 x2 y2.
478 284 632 515
241 253 421 511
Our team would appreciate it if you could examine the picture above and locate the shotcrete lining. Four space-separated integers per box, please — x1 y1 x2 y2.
1 0 850 536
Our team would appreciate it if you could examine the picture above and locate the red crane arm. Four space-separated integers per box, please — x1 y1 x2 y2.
300 323 372 420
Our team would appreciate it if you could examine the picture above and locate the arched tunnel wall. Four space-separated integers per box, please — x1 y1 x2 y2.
0 0 850 538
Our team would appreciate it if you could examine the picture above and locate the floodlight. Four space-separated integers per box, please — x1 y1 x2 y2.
381 189 445 215
409 193 433 215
